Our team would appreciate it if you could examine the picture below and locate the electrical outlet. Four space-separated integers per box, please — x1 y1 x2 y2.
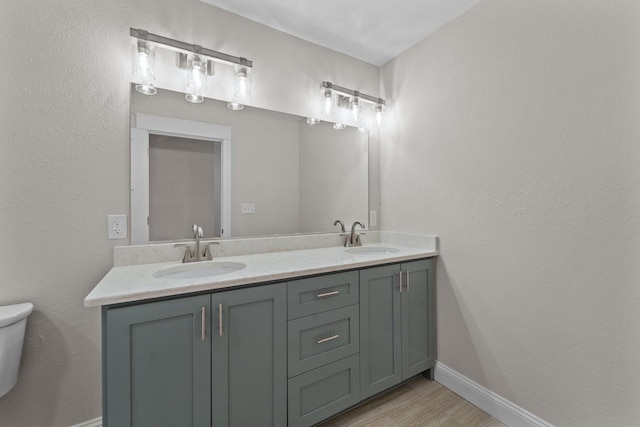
241 203 256 214
108 215 128 239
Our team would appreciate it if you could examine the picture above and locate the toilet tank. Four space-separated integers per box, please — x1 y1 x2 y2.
0 303 33 398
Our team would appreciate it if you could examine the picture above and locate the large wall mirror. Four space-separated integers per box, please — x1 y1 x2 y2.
130 87 369 243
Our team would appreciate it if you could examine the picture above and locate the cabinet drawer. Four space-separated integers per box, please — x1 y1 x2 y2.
288 271 359 319
288 354 360 427
288 305 359 377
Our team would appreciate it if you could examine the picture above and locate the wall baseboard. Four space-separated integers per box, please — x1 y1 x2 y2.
69 417 101 427
69 363 553 427
434 362 554 427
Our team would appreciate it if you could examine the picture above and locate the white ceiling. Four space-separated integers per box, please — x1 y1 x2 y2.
200 0 482 66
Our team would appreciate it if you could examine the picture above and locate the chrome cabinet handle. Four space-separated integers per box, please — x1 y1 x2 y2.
407 270 410 291
316 290 340 298
399 271 403 293
201 307 206 341
317 334 340 344
218 303 223 336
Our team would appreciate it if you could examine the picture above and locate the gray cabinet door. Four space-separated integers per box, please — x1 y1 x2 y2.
105 295 211 427
211 283 287 427
288 354 360 427
359 263 402 399
401 259 436 380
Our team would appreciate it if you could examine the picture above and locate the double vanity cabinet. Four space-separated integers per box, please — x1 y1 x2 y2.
101 257 435 427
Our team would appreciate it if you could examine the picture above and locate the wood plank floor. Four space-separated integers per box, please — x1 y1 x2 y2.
318 376 505 427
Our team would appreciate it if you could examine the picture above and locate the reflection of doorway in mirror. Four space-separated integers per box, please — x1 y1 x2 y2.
130 113 232 244
148 135 221 241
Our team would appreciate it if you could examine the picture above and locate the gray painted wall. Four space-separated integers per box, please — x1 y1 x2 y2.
0 1 379 425
380 0 640 426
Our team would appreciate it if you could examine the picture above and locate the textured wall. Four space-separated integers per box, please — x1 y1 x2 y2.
380 0 640 425
0 1 379 425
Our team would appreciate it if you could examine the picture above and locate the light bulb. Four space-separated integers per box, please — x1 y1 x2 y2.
307 117 320 125
375 104 385 127
234 66 251 100
132 40 156 95
185 55 207 103
333 123 346 130
351 97 361 122
321 88 333 115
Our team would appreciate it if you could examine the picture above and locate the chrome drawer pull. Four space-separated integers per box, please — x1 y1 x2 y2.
218 303 223 336
407 270 410 291
316 290 340 298
399 271 403 293
317 334 340 344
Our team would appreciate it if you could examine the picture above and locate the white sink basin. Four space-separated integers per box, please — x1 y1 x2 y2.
346 246 400 255
153 261 247 280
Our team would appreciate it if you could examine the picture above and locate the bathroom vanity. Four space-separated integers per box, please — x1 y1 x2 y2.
86 232 438 427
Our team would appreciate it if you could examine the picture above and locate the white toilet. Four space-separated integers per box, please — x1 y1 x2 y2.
0 302 33 398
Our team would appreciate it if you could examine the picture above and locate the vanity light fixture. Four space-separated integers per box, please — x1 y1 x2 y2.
321 81 385 125
227 102 244 111
351 94 361 122
234 64 251 100
185 54 207 103
132 38 157 95
375 103 385 127
333 123 346 130
130 28 253 103
321 84 334 116
306 117 320 125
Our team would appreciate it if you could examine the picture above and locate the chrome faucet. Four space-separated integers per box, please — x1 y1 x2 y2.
345 221 365 247
174 224 214 263
333 220 346 232
193 224 204 262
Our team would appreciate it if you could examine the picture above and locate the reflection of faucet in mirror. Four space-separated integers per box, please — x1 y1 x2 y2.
174 224 215 263
333 220 346 232
345 221 365 247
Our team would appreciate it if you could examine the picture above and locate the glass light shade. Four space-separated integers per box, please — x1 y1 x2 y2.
227 102 244 111
321 88 334 115
306 117 320 125
234 66 251 100
333 123 346 130
375 104 385 127
132 40 157 95
351 97 361 122
185 55 207 103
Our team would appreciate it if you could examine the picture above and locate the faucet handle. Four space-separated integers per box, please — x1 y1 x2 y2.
203 241 220 260
174 243 193 263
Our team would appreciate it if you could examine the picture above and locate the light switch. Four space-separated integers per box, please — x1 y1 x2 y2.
241 203 256 214
369 210 377 227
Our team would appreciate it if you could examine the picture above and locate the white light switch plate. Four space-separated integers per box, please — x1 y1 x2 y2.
108 215 127 239
369 210 377 227
241 203 256 214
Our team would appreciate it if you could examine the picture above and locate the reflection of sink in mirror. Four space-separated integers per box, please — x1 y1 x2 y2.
346 247 400 255
153 262 247 280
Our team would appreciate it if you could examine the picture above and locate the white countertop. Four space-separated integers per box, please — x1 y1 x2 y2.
85 233 438 307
